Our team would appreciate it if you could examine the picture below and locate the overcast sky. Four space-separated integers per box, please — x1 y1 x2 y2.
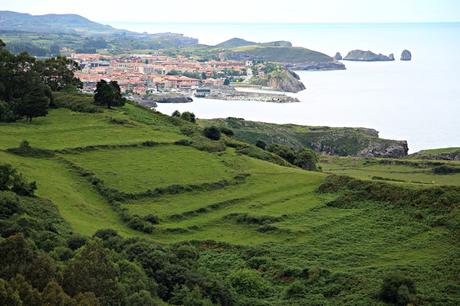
1 0 459 24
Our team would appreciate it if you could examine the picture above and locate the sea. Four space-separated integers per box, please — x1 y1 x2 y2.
111 22 460 152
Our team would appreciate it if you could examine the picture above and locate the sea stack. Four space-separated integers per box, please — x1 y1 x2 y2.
334 52 343 60
389 53 395 61
401 49 412 61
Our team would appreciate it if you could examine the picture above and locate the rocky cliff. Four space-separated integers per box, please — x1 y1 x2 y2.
250 69 306 93
200 118 409 158
344 50 395 61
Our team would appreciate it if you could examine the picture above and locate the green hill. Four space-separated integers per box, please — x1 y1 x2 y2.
1 94 459 305
200 117 409 158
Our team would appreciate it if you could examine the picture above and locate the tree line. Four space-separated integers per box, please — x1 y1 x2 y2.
0 38 125 122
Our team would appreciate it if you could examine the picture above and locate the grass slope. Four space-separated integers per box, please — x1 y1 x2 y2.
1 97 459 304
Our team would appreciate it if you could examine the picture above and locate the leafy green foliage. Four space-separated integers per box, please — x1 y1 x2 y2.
379 274 416 306
0 164 36 196
267 143 318 170
203 126 221 140
94 80 124 109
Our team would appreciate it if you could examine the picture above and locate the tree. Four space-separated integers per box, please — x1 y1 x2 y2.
0 39 5 49
94 80 124 109
0 234 36 280
63 239 123 306
0 279 22 306
126 290 157 306
42 281 76 306
15 77 51 122
35 56 82 91
293 148 318 171
172 110 181 118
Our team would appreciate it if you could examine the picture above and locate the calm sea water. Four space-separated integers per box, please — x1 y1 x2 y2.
111 22 460 152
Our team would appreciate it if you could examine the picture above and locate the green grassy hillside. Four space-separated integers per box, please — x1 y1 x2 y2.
200 117 408 158
1 97 459 305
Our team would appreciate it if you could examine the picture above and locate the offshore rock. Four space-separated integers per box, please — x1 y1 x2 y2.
401 49 412 61
334 52 343 60
344 50 395 61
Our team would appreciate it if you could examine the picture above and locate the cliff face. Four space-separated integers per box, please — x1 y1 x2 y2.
251 70 306 93
344 50 395 61
200 118 409 158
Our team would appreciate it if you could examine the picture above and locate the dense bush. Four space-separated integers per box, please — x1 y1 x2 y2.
0 164 37 196
53 92 101 113
180 111 196 123
228 269 271 298
433 165 460 174
203 126 221 140
255 140 267 150
266 143 318 170
379 274 416 306
7 140 54 158
220 126 234 137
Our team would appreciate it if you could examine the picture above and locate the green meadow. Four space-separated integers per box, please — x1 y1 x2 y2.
1 101 459 305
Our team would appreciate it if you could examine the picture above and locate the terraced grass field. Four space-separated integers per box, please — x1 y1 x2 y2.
1 101 459 305
320 155 460 186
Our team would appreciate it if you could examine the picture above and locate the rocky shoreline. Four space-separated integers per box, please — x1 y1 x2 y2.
285 61 346 71
205 88 299 103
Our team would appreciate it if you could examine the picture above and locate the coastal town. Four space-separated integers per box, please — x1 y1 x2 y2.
71 53 302 104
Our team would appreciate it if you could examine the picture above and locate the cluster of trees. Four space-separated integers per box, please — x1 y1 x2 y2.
172 110 196 123
256 141 319 170
0 164 235 306
94 80 125 109
0 39 82 122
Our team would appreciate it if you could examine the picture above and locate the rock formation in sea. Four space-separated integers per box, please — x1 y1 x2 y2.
343 50 395 61
334 52 343 60
401 49 412 61
389 53 395 61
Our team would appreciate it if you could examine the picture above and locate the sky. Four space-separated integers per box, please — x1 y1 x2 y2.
0 0 459 24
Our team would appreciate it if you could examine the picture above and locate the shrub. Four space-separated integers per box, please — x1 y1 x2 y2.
0 164 37 196
7 140 54 158
228 269 271 298
203 126 221 141
143 214 160 225
220 127 234 137
433 165 460 174
180 111 196 123
67 234 87 250
255 140 267 150
284 280 306 299
172 110 181 117
379 274 416 306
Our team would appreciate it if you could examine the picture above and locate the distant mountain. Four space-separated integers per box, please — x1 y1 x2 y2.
0 11 117 35
0 11 199 55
